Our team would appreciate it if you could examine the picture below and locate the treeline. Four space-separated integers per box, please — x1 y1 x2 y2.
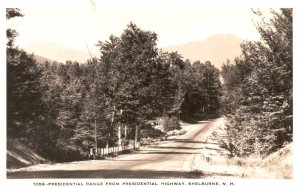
220 9 293 156
7 9 221 161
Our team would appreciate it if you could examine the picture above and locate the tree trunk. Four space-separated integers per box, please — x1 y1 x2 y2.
134 125 138 149
94 119 97 157
47 108 51 151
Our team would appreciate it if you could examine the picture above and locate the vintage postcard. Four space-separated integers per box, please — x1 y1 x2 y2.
1 0 298 187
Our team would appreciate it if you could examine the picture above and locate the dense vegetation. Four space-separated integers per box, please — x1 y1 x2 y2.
7 9 221 161
7 8 293 161
220 9 293 156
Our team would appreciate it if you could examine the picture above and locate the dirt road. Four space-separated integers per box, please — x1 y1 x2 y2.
7 117 224 178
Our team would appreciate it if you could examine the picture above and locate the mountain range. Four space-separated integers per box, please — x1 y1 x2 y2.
25 41 91 63
163 34 243 69
25 34 243 69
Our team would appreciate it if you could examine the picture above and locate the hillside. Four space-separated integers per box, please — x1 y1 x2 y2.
7 139 49 169
33 54 58 64
164 34 243 69
25 41 91 63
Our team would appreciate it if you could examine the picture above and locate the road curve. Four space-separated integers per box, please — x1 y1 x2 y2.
7 117 224 179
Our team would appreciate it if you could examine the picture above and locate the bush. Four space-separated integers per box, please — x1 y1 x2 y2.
224 109 289 157
163 116 181 131
140 123 164 139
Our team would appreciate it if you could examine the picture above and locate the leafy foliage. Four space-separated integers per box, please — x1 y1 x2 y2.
6 8 23 19
6 8 23 48
140 123 165 139
221 9 293 156
163 116 181 131
7 12 222 161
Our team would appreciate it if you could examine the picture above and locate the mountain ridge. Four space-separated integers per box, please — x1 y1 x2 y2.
163 34 244 69
24 41 91 63
24 34 243 69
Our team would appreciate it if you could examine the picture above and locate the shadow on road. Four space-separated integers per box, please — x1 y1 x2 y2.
182 114 220 124
7 169 233 179
136 151 197 155
150 146 200 150
170 139 218 144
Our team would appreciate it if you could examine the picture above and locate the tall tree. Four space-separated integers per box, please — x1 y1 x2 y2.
180 60 222 119
39 61 63 155
221 9 293 156
97 23 160 142
7 9 44 142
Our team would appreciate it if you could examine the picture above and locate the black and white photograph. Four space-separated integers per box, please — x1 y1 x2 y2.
1 0 298 186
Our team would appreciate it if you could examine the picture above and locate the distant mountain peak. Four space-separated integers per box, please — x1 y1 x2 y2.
163 34 243 69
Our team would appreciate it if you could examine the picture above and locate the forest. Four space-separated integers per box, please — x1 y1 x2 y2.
6 8 292 162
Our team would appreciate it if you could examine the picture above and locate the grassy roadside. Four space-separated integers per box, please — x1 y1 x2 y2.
189 118 293 179
229 143 292 178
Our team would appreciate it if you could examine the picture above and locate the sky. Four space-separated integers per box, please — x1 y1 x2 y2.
5 0 270 56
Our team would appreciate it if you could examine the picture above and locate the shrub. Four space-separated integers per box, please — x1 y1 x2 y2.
140 123 164 139
163 116 181 131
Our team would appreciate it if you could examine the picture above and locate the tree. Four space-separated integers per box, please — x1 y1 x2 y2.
6 8 23 19
179 60 222 120
167 52 186 119
39 61 63 155
73 58 110 155
7 9 46 152
96 23 160 143
152 50 178 116
221 9 293 156
6 8 23 48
